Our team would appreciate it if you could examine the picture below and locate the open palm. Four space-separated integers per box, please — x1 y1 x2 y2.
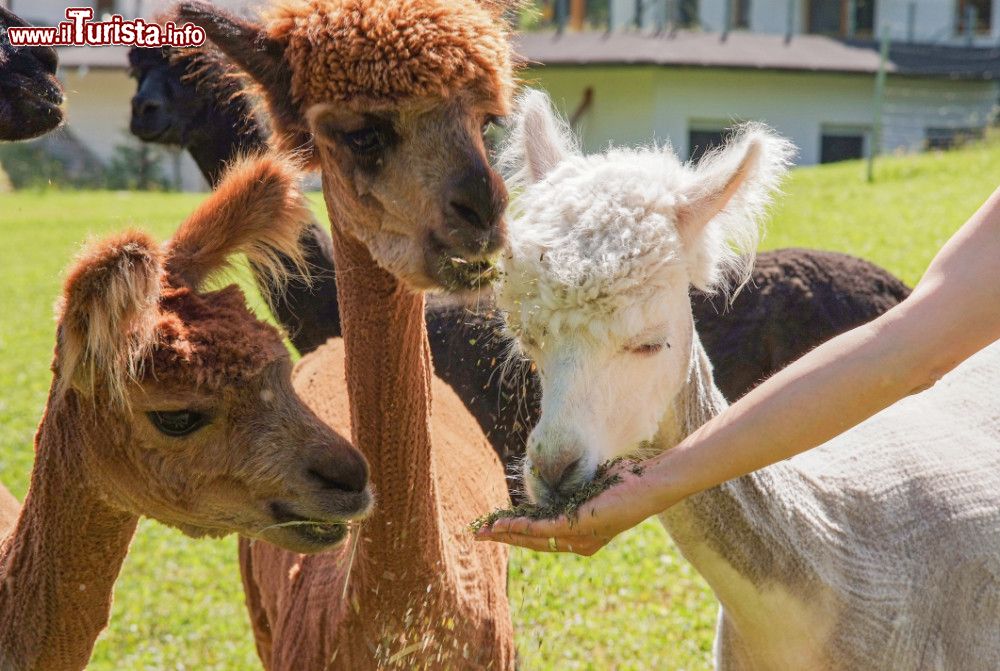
474 462 668 555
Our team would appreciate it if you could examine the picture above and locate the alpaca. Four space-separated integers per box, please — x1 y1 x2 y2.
497 91 1000 669
0 154 373 671
128 44 340 353
128 42 910 475
179 0 516 667
0 6 64 141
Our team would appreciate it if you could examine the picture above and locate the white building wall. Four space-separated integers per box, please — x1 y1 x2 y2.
680 0 1000 45
526 65 998 165
882 77 999 151
877 0 956 42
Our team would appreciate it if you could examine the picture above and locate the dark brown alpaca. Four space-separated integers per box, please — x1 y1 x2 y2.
0 154 372 671
125 37 910 473
0 7 63 141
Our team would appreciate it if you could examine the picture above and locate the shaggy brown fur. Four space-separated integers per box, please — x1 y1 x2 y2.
181 0 517 667
0 154 371 671
265 0 514 109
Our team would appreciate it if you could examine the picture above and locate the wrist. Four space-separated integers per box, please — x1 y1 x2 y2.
636 449 687 517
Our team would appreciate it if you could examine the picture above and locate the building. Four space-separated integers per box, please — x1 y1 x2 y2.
3 0 999 189
524 0 1000 164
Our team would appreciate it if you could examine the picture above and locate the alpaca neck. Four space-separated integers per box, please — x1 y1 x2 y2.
185 107 267 188
322 207 447 588
0 392 137 671
656 335 808 622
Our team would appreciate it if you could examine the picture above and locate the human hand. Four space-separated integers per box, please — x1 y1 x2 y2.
473 460 664 556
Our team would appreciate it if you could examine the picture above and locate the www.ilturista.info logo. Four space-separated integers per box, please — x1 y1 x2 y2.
5 8 206 48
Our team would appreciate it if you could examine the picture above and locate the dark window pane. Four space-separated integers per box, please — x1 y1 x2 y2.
679 0 699 27
733 0 750 28
820 134 864 163
958 0 992 33
926 127 984 150
808 0 842 35
855 0 875 34
689 129 727 162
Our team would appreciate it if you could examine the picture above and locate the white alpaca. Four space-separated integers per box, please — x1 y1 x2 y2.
497 90 1000 670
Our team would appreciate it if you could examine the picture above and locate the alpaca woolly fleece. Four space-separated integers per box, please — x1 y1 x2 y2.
265 0 515 108
498 104 793 346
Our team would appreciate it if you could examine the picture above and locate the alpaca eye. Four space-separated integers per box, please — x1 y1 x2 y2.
343 127 383 155
147 410 207 437
626 342 666 356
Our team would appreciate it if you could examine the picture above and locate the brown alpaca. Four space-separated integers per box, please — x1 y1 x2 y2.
180 0 516 668
0 155 372 671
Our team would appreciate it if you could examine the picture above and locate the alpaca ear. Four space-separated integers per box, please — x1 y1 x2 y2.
499 89 577 184
57 231 162 403
677 124 794 291
175 1 313 160
165 152 313 289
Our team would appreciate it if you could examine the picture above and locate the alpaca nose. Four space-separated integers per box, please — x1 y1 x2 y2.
444 166 507 254
307 446 368 494
132 95 162 117
534 454 585 497
30 45 59 75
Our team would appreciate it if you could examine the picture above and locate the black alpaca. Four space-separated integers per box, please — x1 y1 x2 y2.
0 7 63 141
128 45 910 470
129 45 341 352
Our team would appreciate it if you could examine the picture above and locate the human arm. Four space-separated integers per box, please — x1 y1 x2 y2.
476 186 1000 554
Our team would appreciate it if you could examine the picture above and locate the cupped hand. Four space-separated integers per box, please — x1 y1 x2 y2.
473 460 666 556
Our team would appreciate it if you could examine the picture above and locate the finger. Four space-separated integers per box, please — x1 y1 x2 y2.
487 515 572 537
475 531 564 552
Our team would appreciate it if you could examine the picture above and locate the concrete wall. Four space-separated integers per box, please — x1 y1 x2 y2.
526 65 998 164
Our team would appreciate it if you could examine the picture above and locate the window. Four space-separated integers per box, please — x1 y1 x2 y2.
926 127 984 150
853 0 875 35
688 125 728 162
958 0 992 34
807 0 874 36
807 0 841 34
730 0 750 28
820 135 862 163
678 0 699 27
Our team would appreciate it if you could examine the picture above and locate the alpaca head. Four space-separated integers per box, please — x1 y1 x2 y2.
0 6 64 141
177 0 514 290
54 154 372 553
497 91 793 505
128 44 246 151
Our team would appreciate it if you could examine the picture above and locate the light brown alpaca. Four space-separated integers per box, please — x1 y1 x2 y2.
180 0 516 668
0 155 372 671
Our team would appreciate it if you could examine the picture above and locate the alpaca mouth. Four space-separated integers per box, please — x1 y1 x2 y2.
426 233 499 291
2 72 64 128
268 502 349 546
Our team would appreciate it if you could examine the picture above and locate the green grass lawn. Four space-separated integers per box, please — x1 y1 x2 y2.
1 143 997 669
